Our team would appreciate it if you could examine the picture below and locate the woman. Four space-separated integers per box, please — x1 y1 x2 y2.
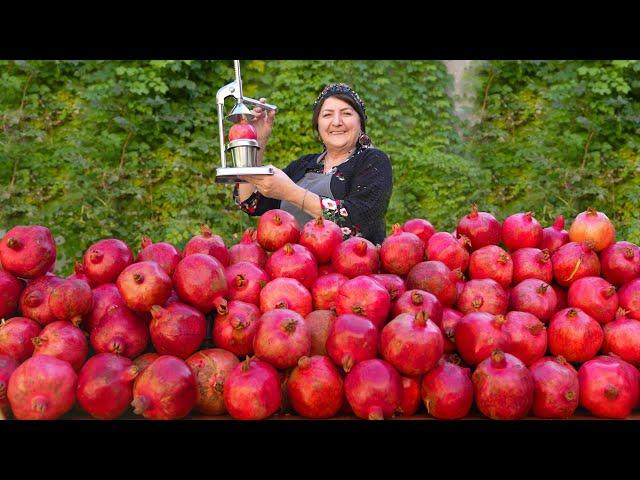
235 83 393 245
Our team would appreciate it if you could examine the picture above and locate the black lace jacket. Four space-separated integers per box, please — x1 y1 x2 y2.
234 147 393 245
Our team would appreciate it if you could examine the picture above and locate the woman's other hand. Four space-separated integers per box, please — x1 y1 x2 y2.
249 97 276 147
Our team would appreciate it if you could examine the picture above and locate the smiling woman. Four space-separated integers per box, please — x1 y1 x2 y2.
234 83 393 245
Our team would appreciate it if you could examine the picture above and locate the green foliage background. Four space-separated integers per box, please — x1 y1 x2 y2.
1 60 639 275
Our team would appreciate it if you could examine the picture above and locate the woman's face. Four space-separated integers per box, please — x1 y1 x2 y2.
317 96 362 153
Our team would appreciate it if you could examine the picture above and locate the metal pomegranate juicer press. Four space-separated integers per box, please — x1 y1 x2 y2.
215 60 278 184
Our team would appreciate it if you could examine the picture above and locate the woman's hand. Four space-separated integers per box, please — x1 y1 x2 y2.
239 166 298 201
249 97 276 147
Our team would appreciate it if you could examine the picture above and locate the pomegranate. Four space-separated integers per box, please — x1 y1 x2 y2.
552 241 601 287
0 270 22 318
472 350 534 420
116 261 172 313
547 308 603 363
224 357 282 420
426 232 471 272
225 261 269 306
379 224 424 276
228 229 267 268
569 208 615 252
48 279 93 326
86 283 128 332
529 356 579 418
602 308 640 365
312 273 349 310
76 353 139 419
380 311 444 375
454 312 508 366
344 359 402 420
131 355 196 420
468 245 513 289
0 317 41 362
83 238 134 286
19 275 65 326
0 354 18 419
137 236 181 276
305 309 336 356
91 304 149 359
287 355 344 418
256 209 301 252
133 353 160 377
567 276 618 324
551 283 568 310
441 308 464 354
511 248 553 285
259 277 312 317
578 356 639 418
326 313 378 373
599 241 640 287
617 278 640 320
149 302 207 359
253 308 311 369
540 215 569 254
397 375 422 416
186 348 239 416
509 279 558 322
0 225 56 279
502 311 547 367
371 274 406 303
183 224 229 266
265 243 318 290
299 217 343 265
173 253 228 313
391 290 443 327
403 218 435 249
456 204 501 250
457 279 508 315
406 261 457 307
68 261 93 286
8 355 77 420
212 300 260 356
332 237 380 279
32 321 88 372
335 275 391 329
421 357 473 419
501 212 542 251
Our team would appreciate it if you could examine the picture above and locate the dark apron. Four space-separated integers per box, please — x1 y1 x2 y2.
280 171 335 228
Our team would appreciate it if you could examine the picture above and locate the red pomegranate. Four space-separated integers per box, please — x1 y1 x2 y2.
441 308 464 353
456 204 502 250
228 229 267 268
509 279 558 322
256 209 301 252
173 253 228 314
48 278 93 326
426 232 471 272
312 273 349 310
380 311 444 376
552 241 601 287
406 261 457 307
85 284 127 333
133 353 160 378
0 225 56 279
19 275 65 326
131 355 196 420
551 283 568 310
344 359 403 420
617 278 640 321
332 237 380 279
548 308 603 363
136 236 181 276
183 224 229 267
454 312 508 366
225 261 269 306
259 277 312 317
421 357 473 419
567 276 618 324
32 321 88 372
76 353 139 419
602 308 640 365
468 245 513 289
116 261 172 313
457 279 508 315
265 243 318 290
501 212 543 251
0 270 22 318
502 311 547 367
391 289 443 327
90 305 149 359
0 354 18 419
600 241 640 287
253 309 311 369
299 217 343 265
224 357 282 420
335 275 391 329
396 376 421 416
305 310 336 356
379 224 425 276
326 313 379 373
578 355 639 418
186 348 239 416
149 302 207 359
68 261 92 286
569 208 616 252
212 300 260 356
511 248 553 285
0 317 41 362
83 238 134 286
540 215 569 254
287 355 344 418
371 274 407 303
472 350 534 420
403 218 435 249
8 355 77 420
529 356 579 418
